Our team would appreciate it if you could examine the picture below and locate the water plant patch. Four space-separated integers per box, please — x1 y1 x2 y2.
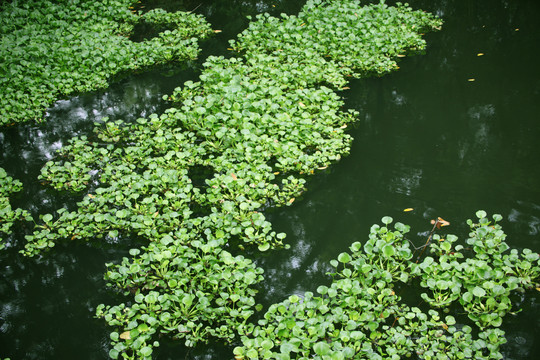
0 0 213 126
97 226 264 357
0 167 32 249
234 212 539 359
21 0 444 358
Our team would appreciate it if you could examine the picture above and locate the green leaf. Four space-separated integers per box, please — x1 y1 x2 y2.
313 341 331 355
337 252 351 263
382 244 395 257
472 286 486 297
240 348 257 360
476 210 487 219
109 349 119 359
140 346 153 357
261 339 274 350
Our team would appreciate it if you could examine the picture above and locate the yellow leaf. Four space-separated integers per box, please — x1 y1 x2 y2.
299 102 306 107
438 217 450 226
318 166 328 170
536 287 540 291
340 124 347 129
120 331 131 340
231 173 238 181
88 194 95 199
468 78 476 82
214 30 222 33
273 171 280 175
288 198 295 204
227 48 233 51
442 323 448 330
477 53 484 56
397 54 406 58
403 208 414 212
341 86 350 90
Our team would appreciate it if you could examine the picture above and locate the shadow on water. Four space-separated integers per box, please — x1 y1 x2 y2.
1 0 540 358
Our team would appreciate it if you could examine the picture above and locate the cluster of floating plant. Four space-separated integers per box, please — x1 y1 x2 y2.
0 168 32 249
235 212 539 359
0 0 213 126
22 1 534 359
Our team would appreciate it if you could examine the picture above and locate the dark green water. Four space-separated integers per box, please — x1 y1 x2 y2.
1 0 540 358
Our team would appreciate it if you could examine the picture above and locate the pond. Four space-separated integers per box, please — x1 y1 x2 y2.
1 0 539 358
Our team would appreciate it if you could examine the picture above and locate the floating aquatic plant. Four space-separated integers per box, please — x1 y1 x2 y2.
22 0 445 357
0 0 213 126
235 213 539 359
0 167 32 249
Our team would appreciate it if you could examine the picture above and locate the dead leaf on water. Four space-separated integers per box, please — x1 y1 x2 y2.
397 54 406 58
120 331 131 340
468 78 476 82
231 173 238 181
404 208 414 212
214 30 222 33
288 198 295 204
477 53 485 56
431 217 450 229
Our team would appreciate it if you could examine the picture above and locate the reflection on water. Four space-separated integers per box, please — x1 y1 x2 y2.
467 104 495 151
1 0 540 358
509 201 540 240
0 245 113 359
390 166 423 196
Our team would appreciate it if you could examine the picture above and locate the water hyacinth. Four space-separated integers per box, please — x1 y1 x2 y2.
21 0 447 358
235 214 539 359
0 0 213 126
0 168 32 249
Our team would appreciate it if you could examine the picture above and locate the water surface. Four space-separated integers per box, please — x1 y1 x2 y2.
1 0 539 358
